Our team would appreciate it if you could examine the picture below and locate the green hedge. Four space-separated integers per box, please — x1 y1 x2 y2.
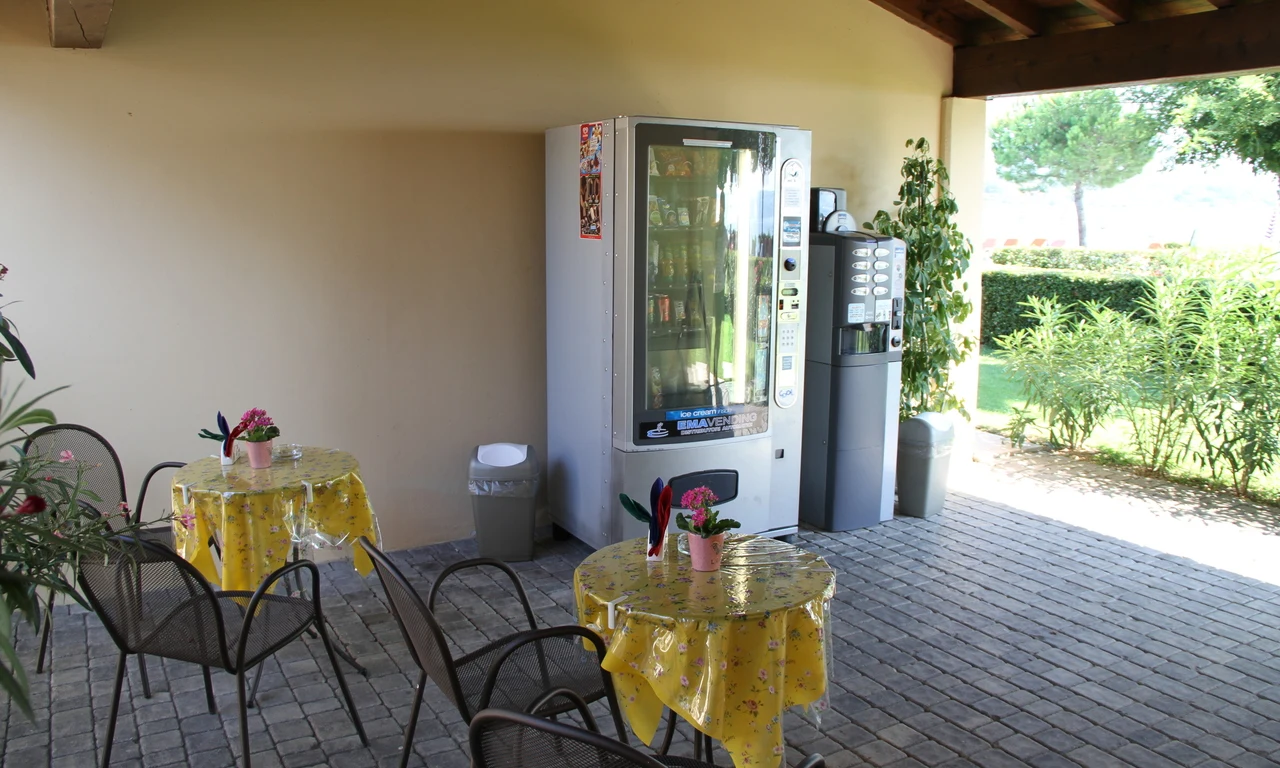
991 247 1153 273
982 267 1152 344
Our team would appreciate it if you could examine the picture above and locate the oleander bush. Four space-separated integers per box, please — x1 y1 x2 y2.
996 262 1280 492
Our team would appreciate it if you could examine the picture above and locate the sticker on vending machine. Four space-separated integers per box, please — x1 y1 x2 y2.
579 122 603 240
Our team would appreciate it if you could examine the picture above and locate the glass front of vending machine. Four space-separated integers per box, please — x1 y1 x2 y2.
631 125 778 446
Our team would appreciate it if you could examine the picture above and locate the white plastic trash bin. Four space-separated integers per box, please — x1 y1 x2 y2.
468 443 540 561
897 413 953 518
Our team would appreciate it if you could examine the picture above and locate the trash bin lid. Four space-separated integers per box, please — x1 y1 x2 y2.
470 443 539 481
899 412 955 446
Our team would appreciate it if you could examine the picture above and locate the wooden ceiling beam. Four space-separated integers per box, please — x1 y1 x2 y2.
953 0 1280 97
1076 0 1131 24
863 0 967 45
964 0 1045 36
47 0 115 48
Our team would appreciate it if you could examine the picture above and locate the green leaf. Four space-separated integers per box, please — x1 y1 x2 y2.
617 494 651 523
0 320 34 379
0 386 66 435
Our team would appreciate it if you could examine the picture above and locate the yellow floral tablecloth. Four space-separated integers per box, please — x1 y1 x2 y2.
170 447 379 591
575 534 835 768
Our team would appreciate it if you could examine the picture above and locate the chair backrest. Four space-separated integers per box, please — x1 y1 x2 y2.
357 537 467 713
470 709 665 768
77 536 232 669
23 424 128 529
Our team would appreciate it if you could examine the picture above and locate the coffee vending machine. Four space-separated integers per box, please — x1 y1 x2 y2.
799 188 905 530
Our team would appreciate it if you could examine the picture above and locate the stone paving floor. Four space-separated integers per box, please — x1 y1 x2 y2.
6 487 1280 767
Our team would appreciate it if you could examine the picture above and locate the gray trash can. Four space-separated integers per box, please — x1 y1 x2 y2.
468 443 540 561
897 413 954 518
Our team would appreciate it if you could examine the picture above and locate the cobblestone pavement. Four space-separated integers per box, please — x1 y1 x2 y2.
6 492 1280 768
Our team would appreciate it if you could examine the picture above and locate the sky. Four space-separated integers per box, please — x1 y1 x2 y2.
983 95 1280 250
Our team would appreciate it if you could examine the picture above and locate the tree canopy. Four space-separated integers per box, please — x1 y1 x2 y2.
990 89 1159 246
1145 74 1280 193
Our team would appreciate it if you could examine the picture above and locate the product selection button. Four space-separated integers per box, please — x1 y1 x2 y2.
854 249 872 257
874 260 889 270
874 247 889 257
873 273 889 283
852 274 870 283
853 287 870 296
873 286 888 295
852 261 869 270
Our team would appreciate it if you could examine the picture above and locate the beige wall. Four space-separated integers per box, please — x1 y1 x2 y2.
1 0 952 550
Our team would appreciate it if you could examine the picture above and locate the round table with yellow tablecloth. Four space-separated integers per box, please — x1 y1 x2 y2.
170 447 380 592
575 533 836 768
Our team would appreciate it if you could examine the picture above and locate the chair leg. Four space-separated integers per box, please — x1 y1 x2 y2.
315 618 369 747
138 654 152 698
237 666 253 768
36 603 52 674
100 652 128 768
203 666 217 714
694 726 703 761
703 732 715 766
399 671 427 768
247 657 267 708
658 708 678 755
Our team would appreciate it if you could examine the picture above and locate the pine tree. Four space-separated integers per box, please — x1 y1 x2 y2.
991 90 1159 247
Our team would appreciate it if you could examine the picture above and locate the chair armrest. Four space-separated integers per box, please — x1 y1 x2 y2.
428 557 538 631
235 559 320 667
526 687 599 731
475 624 611 714
135 461 186 524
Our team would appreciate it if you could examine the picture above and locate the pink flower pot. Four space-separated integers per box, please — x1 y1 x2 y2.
244 439 273 469
688 533 725 572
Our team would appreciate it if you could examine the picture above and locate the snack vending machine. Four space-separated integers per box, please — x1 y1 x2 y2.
546 117 812 549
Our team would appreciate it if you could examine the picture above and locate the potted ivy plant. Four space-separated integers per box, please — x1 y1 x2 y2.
866 138 975 422
675 487 740 571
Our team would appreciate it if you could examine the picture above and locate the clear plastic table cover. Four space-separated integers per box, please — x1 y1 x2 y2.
170 447 381 592
575 534 835 768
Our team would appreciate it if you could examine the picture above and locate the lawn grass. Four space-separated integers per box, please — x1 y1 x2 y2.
975 346 1280 505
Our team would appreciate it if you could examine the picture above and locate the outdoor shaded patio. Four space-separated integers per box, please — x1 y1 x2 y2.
5 490 1280 768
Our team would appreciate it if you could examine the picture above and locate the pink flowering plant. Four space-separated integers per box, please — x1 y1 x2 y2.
237 408 280 443
674 486 740 538
0 265 149 716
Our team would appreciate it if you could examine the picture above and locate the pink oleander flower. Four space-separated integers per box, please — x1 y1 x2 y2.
14 496 46 515
58 450 75 463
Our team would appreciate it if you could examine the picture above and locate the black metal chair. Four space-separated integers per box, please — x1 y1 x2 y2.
21 423 185 680
471 705 828 768
357 537 628 768
78 536 368 768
